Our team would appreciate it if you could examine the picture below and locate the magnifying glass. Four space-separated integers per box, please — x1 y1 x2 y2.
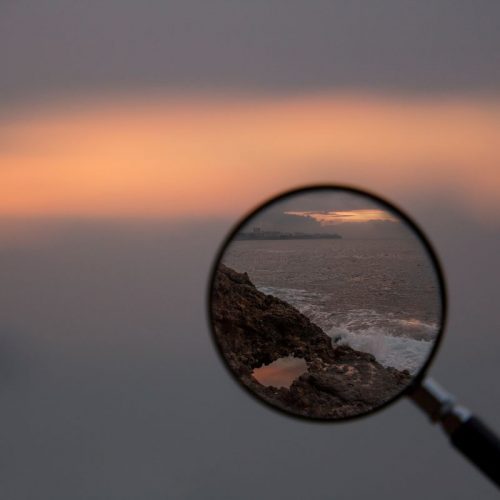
208 185 500 488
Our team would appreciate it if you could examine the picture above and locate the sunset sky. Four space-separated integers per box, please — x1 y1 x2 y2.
286 209 397 224
1 2 499 223
2 2 500 499
237 190 406 238
0 92 499 221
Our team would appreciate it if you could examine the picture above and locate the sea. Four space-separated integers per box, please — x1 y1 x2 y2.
221 238 442 376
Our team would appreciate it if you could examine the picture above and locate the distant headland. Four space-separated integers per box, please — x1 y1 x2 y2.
235 228 341 241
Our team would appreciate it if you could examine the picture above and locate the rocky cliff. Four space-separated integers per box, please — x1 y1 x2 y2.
211 264 411 419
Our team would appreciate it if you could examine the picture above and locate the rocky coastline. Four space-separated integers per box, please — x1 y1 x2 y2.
211 264 411 419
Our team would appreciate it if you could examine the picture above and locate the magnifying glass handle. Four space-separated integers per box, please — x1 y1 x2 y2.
410 378 500 489
450 415 500 488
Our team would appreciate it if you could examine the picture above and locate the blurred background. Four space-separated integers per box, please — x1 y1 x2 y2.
1 1 499 498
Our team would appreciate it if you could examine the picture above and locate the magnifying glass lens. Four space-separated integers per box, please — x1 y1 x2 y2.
210 187 445 420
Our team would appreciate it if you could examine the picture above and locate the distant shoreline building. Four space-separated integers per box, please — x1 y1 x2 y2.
235 230 341 241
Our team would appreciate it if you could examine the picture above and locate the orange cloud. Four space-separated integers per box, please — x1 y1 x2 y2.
0 92 498 219
286 209 397 224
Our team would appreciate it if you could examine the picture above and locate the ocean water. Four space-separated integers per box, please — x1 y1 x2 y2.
222 238 442 375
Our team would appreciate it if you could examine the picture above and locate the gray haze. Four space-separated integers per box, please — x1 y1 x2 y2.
1 0 500 107
1 198 500 499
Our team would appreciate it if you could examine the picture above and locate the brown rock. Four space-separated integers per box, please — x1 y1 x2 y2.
211 264 411 419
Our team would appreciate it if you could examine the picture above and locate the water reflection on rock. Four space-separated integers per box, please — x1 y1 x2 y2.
252 356 308 389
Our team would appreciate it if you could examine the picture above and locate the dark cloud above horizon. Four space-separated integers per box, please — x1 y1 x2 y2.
239 190 413 238
1 0 499 106
242 211 411 239
251 190 387 214
242 211 323 234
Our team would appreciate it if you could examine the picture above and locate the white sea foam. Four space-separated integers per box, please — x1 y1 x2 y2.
328 325 433 374
257 285 437 375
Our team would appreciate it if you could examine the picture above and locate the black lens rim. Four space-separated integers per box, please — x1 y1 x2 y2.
207 184 448 423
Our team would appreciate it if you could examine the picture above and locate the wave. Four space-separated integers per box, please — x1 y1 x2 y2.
258 285 324 311
257 285 437 375
328 325 433 374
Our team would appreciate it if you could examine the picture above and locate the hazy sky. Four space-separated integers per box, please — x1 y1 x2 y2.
0 0 498 220
239 190 412 238
1 2 500 499
1 0 499 107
